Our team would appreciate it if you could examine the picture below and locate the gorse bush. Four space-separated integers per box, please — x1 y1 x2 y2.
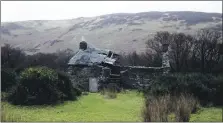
57 70 81 100
143 73 222 106
8 67 60 105
8 67 81 105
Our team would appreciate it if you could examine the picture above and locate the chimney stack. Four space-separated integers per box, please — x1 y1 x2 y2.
79 36 87 50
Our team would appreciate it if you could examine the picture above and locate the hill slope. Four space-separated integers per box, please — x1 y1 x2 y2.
1 11 222 54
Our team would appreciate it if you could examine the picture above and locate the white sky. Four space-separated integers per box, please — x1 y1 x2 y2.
1 1 222 22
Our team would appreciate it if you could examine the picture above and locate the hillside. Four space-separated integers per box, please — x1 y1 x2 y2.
1 11 222 54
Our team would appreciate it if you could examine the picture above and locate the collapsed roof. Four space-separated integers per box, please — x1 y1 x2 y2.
68 41 119 66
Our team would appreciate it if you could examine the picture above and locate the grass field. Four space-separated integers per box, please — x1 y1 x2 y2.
1 91 222 122
190 107 222 122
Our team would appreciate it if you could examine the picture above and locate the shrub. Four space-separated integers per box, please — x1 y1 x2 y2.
8 67 61 105
143 73 221 105
1 68 17 92
1 92 9 101
8 67 81 105
57 70 81 100
210 74 223 105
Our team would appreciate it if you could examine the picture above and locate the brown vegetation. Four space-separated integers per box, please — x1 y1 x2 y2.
142 94 200 122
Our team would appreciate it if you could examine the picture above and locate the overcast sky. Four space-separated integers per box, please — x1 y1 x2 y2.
1 1 222 22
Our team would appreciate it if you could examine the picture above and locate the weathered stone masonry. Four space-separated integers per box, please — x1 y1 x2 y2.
67 40 171 91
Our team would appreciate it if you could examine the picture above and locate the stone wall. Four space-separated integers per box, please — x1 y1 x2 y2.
68 65 103 91
120 66 165 89
120 44 171 89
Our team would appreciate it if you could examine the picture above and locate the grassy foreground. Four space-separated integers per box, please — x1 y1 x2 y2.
1 91 144 122
190 107 222 122
1 91 222 122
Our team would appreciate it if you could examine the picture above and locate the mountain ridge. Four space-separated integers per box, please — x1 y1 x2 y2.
2 11 222 23
1 11 222 54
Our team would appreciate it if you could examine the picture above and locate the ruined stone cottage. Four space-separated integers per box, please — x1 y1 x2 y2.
67 38 171 92
67 39 121 92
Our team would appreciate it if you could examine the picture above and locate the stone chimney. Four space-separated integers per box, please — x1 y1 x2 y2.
79 36 87 50
79 41 87 50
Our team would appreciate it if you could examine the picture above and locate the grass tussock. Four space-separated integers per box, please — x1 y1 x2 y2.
175 94 200 122
100 83 119 99
1 104 22 122
142 95 170 122
101 88 117 99
106 90 117 99
142 93 200 122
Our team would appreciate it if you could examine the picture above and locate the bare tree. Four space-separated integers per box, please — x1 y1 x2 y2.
1 44 26 69
146 31 172 53
146 31 172 67
194 29 222 72
127 51 140 66
169 33 194 72
119 51 154 67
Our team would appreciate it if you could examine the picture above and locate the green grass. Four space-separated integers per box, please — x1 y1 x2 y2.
167 107 223 122
1 91 144 122
1 91 222 122
190 107 223 122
